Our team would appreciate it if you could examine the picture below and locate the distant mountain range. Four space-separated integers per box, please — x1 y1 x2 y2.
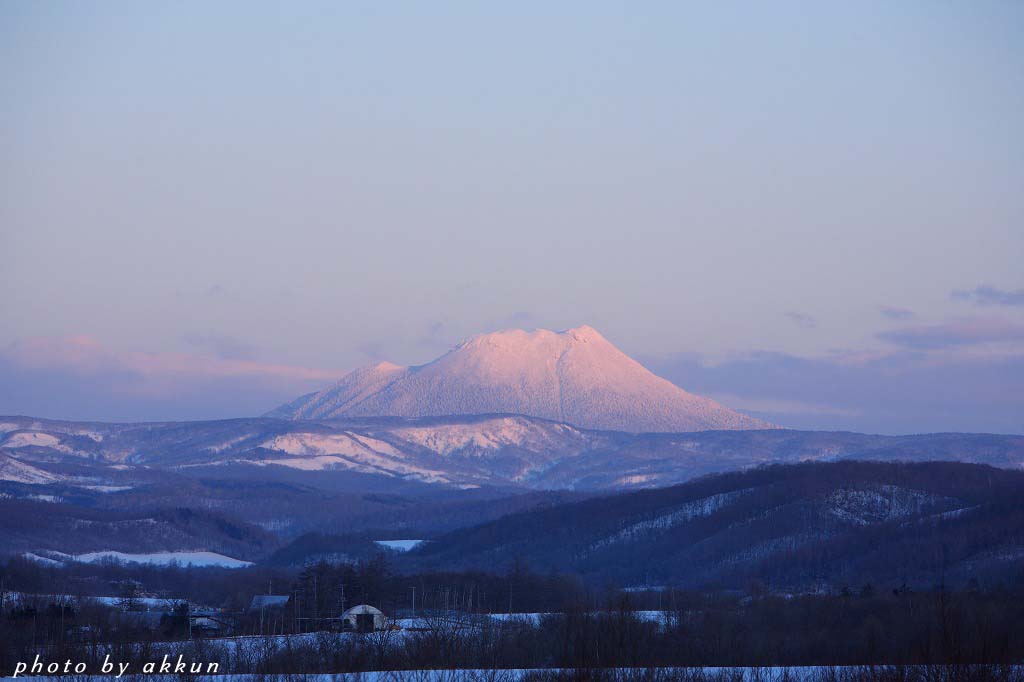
268 326 774 432
3 409 1024 586
3 414 1023 492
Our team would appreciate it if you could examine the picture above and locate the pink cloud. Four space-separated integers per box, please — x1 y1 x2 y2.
4 335 341 397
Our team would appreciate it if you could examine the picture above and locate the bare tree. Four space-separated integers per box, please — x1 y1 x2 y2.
364 613 400 669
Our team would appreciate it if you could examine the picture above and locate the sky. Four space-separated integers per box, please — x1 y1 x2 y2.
1 2 1022 433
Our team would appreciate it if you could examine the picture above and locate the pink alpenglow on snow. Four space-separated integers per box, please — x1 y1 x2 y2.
269 326 776 432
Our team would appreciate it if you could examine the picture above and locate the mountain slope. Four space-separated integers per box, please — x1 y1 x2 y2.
0 499 279 561
409 461 1024 589
268 326 773 432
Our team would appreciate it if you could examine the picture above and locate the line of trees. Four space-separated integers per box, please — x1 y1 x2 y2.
4 582 1024 674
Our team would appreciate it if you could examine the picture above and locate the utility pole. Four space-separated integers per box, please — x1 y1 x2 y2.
410 586 416 616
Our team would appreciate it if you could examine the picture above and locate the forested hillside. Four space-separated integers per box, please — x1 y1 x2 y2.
411 461 1024 590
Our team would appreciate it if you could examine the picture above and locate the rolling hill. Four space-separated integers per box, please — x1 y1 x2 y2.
408 460 1024 590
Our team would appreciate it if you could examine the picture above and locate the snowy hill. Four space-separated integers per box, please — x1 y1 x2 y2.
0 452 59 485
268 326 774 432
410 460 1024 589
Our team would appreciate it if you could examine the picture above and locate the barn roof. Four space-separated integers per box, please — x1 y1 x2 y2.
249 595 290 610
343 604 383 616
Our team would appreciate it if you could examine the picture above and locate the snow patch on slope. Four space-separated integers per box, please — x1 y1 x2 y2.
590 489 753 551
375 539 425 551
77 484 134 493
390 417 587 457
1 430 93 456
249 446 451 483
204 435 252 454
73 550 251 568
824 485 959 526
0 454 60 484
22 552 65 566
3 432 62 449
264 432 399 458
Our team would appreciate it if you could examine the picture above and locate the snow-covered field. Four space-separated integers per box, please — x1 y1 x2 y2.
484 611 670 627
374 539 425 551
12 665 1017 682
3 592 180 609
72 550 252 568
20 549 251 568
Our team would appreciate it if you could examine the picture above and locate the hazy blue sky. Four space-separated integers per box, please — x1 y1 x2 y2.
2 2 1022 432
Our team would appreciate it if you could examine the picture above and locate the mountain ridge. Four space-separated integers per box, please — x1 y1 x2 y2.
3 413 1022 492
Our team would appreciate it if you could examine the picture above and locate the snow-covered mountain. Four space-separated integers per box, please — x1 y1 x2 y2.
268 326 773 432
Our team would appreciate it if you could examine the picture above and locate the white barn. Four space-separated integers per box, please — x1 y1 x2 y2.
342 604 386 632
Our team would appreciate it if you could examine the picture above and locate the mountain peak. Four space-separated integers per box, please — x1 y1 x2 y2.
269 326 776 432
564 324 604 342
456 325 606 351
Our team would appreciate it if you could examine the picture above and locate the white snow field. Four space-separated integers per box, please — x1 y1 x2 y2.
71 550 252 568
374 539 425 551
13 665 1015 682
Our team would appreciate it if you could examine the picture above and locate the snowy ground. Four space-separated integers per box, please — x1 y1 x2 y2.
11 666 1020 682
20 549 252 568
483 611 670 626
4 592 200 610
72 550 252 568
374 539 425 551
